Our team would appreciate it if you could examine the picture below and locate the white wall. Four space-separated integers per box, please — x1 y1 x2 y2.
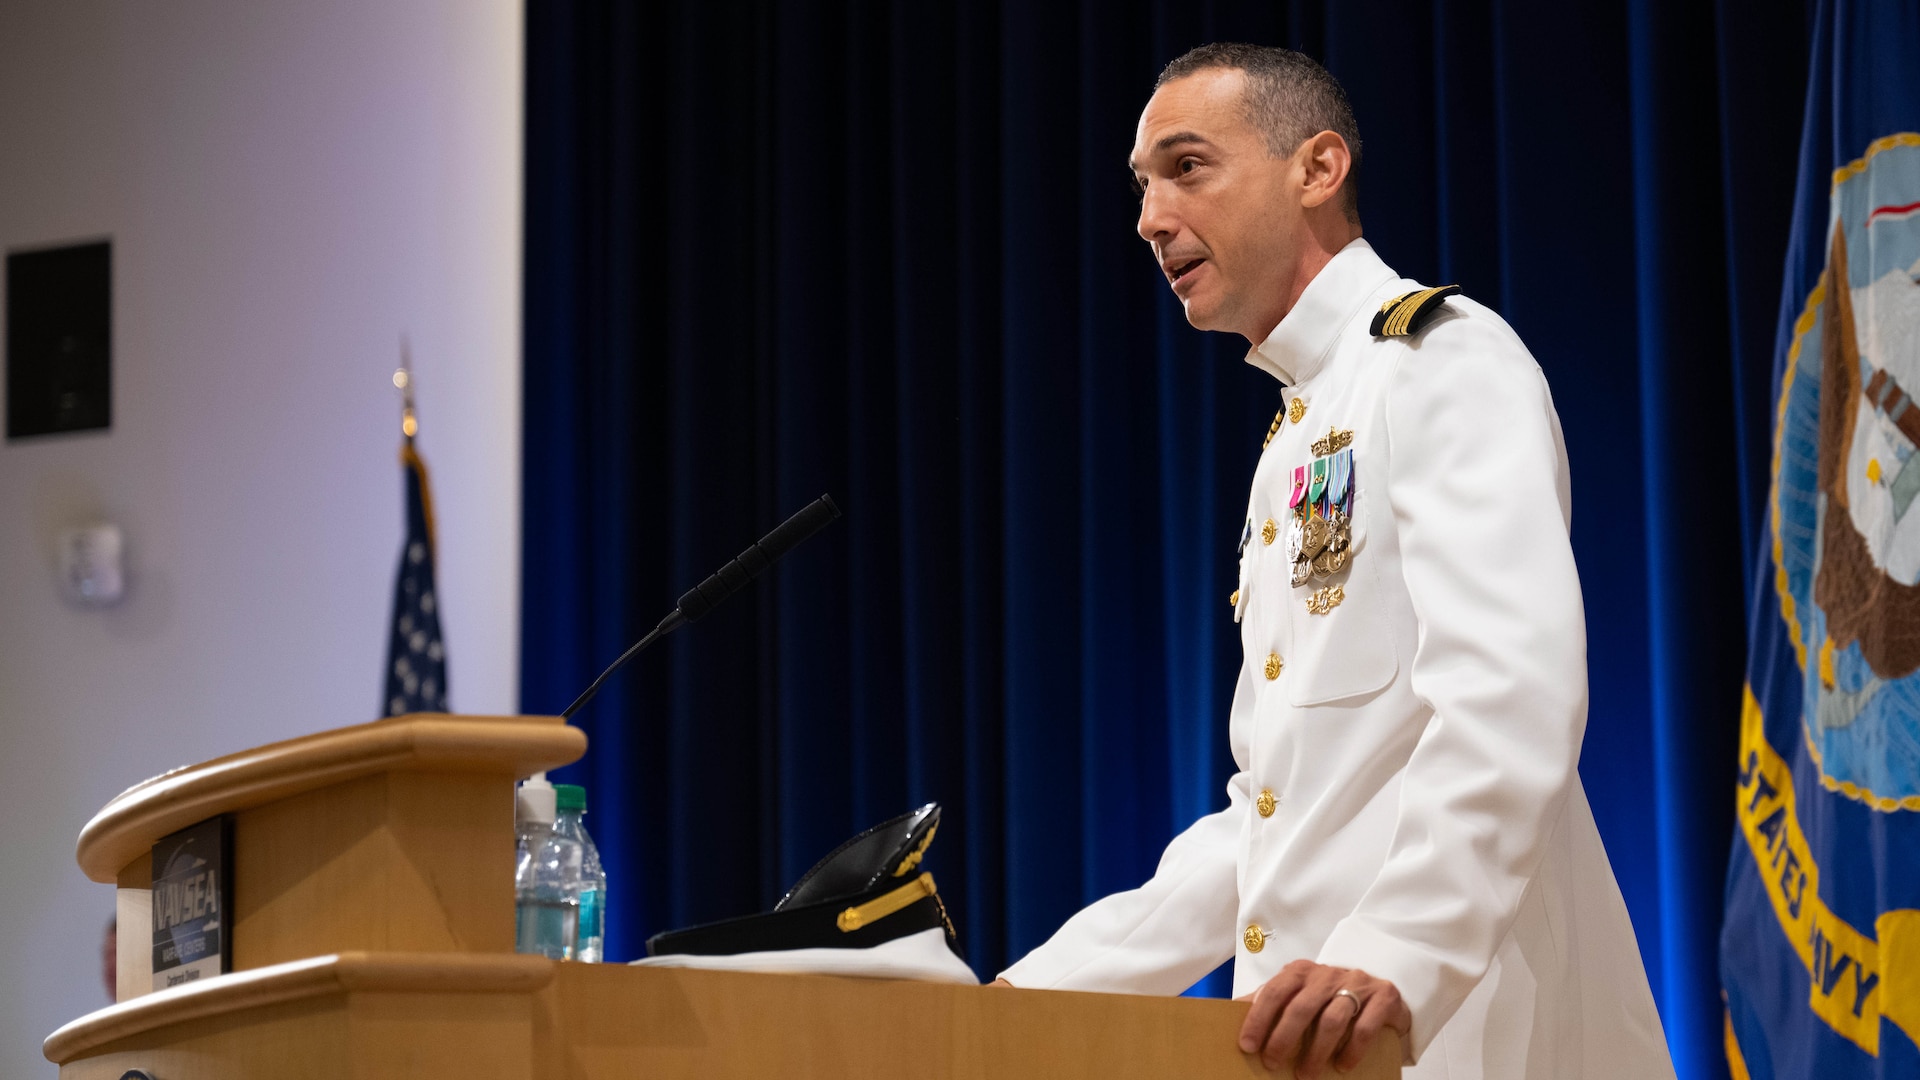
0 2 523 1072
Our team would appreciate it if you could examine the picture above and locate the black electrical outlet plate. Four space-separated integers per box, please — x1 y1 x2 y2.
7 239 111 440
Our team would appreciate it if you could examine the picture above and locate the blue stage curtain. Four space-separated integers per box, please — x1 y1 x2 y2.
521 4 1809 1076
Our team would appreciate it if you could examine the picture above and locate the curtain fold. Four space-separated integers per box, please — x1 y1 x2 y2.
522 4 1808 1076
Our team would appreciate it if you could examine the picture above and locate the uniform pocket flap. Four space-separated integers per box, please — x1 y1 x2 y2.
1286 552 1398 707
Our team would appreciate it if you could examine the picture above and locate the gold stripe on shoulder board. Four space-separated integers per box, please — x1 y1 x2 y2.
1370 284 1462 337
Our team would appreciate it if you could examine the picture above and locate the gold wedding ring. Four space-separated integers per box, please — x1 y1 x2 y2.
1333 988 1364 1018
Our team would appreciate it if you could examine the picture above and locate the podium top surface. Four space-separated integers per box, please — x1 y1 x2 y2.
76 713 585 882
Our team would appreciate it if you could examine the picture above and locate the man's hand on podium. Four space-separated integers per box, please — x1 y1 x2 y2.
1237 960 1410 1078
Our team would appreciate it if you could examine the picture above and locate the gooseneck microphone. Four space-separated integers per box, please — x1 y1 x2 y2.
559 494 842 720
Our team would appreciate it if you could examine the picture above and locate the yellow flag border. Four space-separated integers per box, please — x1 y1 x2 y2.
1735 686 1920 1054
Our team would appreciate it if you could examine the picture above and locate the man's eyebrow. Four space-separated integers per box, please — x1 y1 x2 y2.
1154 131 1214 153
1128 132 1216 173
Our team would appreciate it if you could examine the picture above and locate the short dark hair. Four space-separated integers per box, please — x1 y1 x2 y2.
1156 43 1362 220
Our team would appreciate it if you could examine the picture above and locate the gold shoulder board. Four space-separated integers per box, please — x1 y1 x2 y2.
1369 284 1462 338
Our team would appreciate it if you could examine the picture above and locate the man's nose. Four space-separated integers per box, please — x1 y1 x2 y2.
1137 184 1176 244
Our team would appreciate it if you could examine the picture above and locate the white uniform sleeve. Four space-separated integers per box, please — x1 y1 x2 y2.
996 771 1248 993
1315 309 1587 1061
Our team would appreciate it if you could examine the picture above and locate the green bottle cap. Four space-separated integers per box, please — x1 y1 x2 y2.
555 784 587 813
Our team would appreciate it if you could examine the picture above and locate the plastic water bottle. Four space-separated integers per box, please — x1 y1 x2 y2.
514 776 581 960
553 784 606 963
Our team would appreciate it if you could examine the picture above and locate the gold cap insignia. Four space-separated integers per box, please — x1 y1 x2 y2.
891 821 938 877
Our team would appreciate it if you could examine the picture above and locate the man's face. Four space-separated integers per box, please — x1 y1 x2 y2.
1130 69 1302 341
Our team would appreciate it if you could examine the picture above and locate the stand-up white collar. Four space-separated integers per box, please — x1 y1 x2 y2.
1244 238 1398 386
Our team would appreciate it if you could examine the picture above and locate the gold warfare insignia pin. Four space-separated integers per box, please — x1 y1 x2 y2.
1310 427 1354 458
1306 585 1345 615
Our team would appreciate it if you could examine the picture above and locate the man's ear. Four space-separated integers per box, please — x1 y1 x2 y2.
1296 131 1353 211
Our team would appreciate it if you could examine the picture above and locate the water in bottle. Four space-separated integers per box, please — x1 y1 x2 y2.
553 784 606 962
514 776 582 960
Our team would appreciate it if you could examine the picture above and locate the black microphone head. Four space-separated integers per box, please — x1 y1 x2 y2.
759 494 840 561
566 496 840 720
676 495 842 621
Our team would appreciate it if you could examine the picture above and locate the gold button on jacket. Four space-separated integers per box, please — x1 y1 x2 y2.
1243 925 1266 953
1263 652 1282 680
1260 518 1278 546
1255 789 1277 818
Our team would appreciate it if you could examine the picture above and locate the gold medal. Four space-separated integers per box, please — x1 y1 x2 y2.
1311 547 1337 577
1301 513 1331 558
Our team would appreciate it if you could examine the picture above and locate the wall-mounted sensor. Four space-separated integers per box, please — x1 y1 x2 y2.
59 523 124 606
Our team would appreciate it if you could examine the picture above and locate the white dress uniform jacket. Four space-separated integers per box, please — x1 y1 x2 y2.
999 240 1675 1079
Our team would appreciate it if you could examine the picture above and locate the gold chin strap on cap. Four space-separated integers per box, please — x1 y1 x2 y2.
838 872 944 933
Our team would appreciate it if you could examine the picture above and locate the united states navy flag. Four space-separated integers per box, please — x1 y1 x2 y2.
1720 2 1920 1076
384 432 448 717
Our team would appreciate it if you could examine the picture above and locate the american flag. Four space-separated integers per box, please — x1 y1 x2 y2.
384 440 447 715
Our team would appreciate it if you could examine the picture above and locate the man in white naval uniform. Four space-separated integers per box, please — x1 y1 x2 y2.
994 45 1675 1080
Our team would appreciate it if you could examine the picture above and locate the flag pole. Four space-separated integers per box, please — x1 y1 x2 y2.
382 333 449 718
392 335 436 551
393 335 417 443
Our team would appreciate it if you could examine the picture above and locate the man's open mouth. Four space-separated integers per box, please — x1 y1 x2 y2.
1170 259 1205 283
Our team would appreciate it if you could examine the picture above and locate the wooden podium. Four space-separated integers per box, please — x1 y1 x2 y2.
46 714 1401 1079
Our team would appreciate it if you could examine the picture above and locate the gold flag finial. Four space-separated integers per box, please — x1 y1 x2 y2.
393 335 417 440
